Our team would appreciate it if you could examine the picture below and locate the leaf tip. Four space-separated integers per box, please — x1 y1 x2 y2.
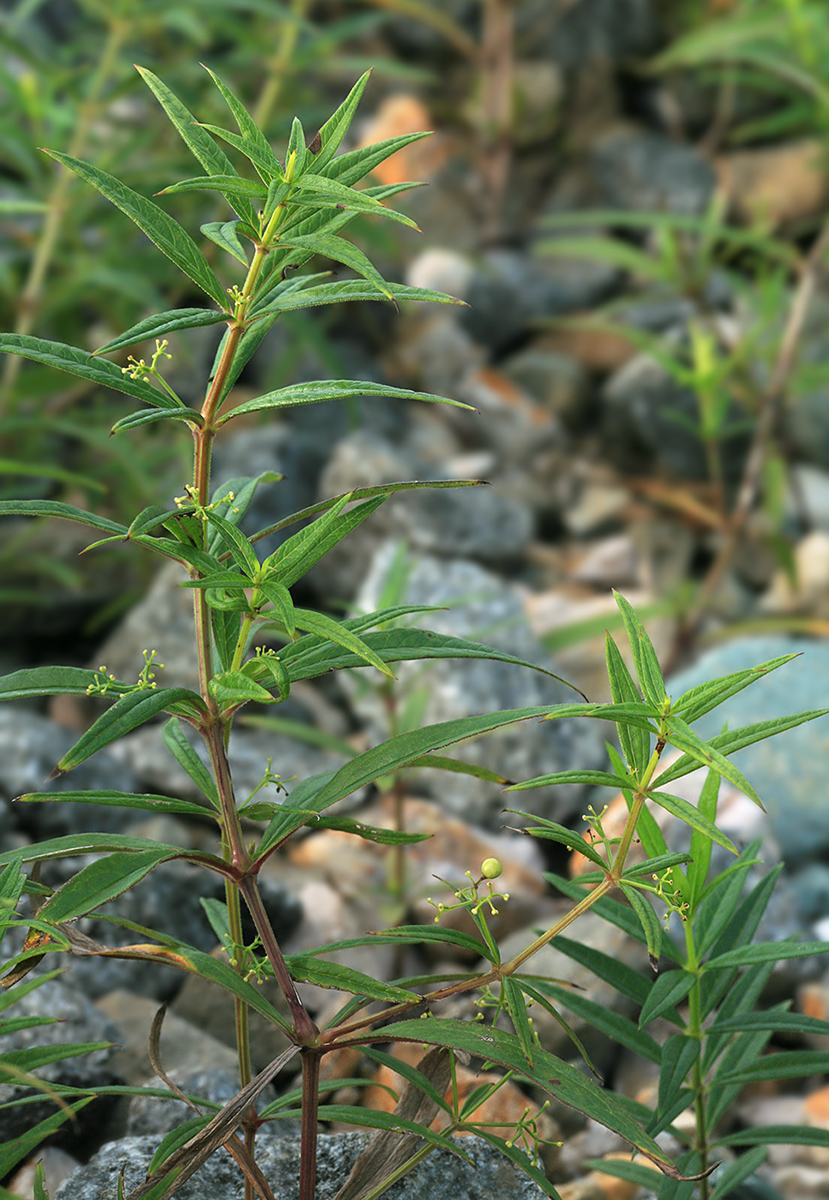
45 766 66 782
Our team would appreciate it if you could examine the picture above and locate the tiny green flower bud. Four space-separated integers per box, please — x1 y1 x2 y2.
481 857 502 879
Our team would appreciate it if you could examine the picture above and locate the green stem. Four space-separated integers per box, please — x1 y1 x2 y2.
684 921 710 1198
252 0 309 130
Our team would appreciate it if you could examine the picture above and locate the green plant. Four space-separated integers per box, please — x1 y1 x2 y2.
538 201 829 642
0 63 826 1200
533 825 829 1199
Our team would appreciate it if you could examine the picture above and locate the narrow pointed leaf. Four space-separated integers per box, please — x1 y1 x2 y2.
663 714 762 806
291 176 419 229
504 810 609 867
311 71 372 172
111 408 202 434
0 499 126 537
646 788 738 856
0 665 131 702
252 278 463 318
159 175 267 201
502 975 536 1064
15 790 211 818
162 717 219 806
273 232 393 300
200 220 249 266
368 1018 678 1174
0 334 180 408
285 955 419 1004
218 378 473 424
292 608 395 678
324 131 431 188
204 509 260 576
38 848 179 923
654 709 829 788
43 151 228 308
255 707 554 854
93 308 228 357
267 494 384 589
54 689 207 775
614 591 667 706
638 970 695 1027
672 654 799 723
620 883 662 966
135 65 258 226
605 633 651 775
202 66 284 181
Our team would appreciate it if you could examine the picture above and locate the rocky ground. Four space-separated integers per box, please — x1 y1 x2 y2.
5 1 829 1198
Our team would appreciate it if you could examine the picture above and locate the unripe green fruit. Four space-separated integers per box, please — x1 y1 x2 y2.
481 857 503 879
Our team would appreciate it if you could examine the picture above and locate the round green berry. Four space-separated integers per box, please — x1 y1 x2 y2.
481 857 503 879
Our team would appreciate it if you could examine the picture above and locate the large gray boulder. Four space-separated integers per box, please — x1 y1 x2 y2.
55 1132 547 1200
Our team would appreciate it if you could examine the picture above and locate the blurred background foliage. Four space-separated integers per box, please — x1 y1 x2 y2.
2 0 829 664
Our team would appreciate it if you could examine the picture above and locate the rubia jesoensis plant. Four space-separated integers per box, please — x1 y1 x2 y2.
0 66 825 1200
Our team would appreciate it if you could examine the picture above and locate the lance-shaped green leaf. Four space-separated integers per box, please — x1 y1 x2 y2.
265 493 384 588
614 591 667 707
272 230 393 300
309 70 372 171
306 815 431 846
135 65 258 227
93 308 229 357
43 151 228 308
252 278 464 319
38 847 181 923
158 174 268 203
324 130 431 188
242 652 290 703
53 688 207 776
368 1018 678 1174
671 653 800 723
162 717 219 807
0 333 181 408
0 499 127 537
0 833 198 867
255 580 295 638
645 787 737 855
196 122 284 185
281 627 578 692
209 669 274 708
15 790 212 819
507 768 635 792
202 65 284 181
0 664 133 702
662 713 762 806
620 883 662 968
0 1098 94 1181
290 175 420 230
653 708 829 789
504 809 610 867
254 706 558 855
200 220 249 266
204 508 260 576
292 608 396 678
605 633 651 776
638 970 696 1027
218 378 473 424
285 955 420 1004
111 408 203 434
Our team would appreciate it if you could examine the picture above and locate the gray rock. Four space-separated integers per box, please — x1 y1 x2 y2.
55 1131 548 1200
0 706 142 836
515 0 659 69
501 347 591 429
0 975 122 1144
600 334 751 479
347 545 606 828
591 130 716 217
666 637 829 863
91 560 199 693
308 431 535 600
460 249 619 356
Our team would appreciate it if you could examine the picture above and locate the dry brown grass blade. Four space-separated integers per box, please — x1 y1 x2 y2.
333 1046 452 1200
125 1042 300 1200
